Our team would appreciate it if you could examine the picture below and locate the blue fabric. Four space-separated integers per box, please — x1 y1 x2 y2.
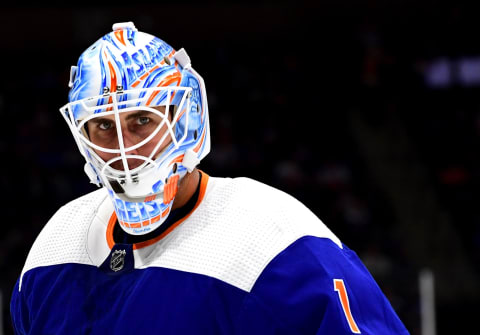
11 236 409 334
99 243 134 275
12 264 246 334
237 236 409 334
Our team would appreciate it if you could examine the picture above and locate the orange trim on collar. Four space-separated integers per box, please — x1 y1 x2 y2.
106 170 210 250
106 208 117 249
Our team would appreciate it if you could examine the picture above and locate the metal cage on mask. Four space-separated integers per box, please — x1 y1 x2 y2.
59 22 211 235
60 85 194 203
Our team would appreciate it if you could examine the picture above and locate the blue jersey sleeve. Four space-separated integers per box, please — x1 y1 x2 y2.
11 279 28 335
236 236 409 335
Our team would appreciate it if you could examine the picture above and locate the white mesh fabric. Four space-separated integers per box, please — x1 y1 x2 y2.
19 175 342 294
87 192 115 266
19 188 109 290
134 176 342 292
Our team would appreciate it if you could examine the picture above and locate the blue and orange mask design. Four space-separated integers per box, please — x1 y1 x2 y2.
60 22 210 235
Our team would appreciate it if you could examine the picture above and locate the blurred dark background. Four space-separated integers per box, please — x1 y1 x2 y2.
1 1 479 334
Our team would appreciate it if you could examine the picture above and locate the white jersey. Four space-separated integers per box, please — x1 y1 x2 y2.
11 172 409 334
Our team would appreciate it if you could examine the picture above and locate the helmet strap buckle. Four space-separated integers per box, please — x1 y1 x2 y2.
182 149 200 172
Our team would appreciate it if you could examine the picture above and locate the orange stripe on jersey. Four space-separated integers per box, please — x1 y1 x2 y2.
106 212 117 249
334 279 361 334
133 170 209 250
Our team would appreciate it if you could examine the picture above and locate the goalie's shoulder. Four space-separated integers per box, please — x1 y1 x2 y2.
221 176 339 241
39 187 109 248
18 188 109 286
53 187 109 225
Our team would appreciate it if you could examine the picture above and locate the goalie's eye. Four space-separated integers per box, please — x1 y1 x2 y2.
136 116 150 126
99 120 114 130
86 107 169 151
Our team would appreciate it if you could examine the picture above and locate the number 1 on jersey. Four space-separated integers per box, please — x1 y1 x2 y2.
334 279 361 334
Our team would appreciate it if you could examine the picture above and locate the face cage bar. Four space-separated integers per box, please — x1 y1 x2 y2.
60 86 193 184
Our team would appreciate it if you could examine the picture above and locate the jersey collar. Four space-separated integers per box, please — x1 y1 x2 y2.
105 170 209 250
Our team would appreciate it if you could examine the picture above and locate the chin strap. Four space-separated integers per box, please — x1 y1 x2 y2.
182 149 200 172
84 163 101 187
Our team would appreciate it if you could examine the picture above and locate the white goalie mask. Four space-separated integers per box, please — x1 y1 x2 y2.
60 22 210 235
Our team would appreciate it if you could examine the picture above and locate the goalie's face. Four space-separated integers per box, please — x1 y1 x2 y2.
86 106 172 171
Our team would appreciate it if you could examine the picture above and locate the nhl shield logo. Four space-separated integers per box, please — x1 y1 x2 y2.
110 249 126 272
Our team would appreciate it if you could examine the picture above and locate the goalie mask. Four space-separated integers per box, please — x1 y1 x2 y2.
60 22 210 236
